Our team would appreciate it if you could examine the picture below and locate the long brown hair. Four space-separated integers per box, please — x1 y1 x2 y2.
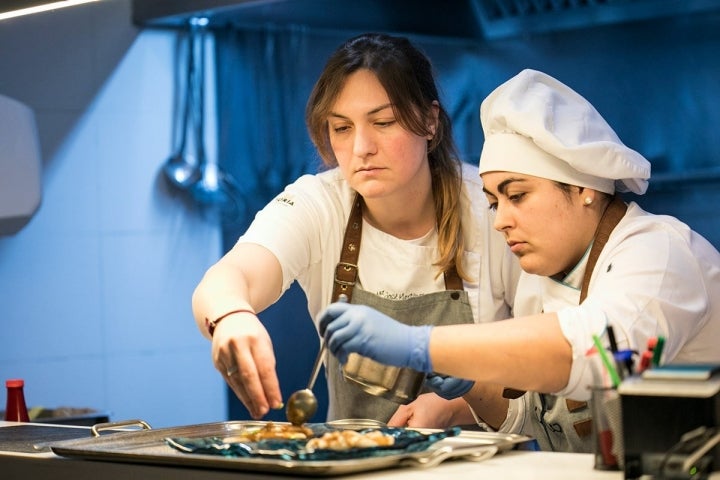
305 33 468 281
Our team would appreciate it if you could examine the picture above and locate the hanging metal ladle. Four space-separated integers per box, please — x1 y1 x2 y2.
186 18 239 209
286 294 348 426
163 18 204 190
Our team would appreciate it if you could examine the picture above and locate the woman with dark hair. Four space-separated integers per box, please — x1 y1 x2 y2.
318 69 720 451
192 33 528 422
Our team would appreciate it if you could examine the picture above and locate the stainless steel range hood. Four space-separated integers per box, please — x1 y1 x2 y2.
131 0 484 38
132 0 720 39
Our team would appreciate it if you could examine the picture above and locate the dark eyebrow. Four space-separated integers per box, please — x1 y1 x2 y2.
368 103 394 115
329 103 394 119
484 177 527 196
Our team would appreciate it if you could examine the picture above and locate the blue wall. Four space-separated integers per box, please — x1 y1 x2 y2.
0 0 226 427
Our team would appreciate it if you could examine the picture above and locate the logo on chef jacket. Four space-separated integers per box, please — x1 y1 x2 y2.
274 195 295 206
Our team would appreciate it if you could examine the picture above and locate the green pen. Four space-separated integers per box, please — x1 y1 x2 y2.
592 334 621 388
652 336 666 367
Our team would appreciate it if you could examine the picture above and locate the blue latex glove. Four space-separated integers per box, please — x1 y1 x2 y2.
318 301 434 373
425 373 475 400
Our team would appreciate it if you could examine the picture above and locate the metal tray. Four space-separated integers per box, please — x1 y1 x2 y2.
46 419 532 476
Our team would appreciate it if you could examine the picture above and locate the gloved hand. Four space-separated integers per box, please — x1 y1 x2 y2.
318 301 434 373
425 373 475 400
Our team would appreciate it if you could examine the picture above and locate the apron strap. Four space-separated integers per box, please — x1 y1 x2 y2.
579 195 628 303
444 265 463 291
332 194 463 303
503 195 628 400
332 195 363 303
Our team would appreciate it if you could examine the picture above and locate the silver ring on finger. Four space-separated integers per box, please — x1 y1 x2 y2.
226 364 239 377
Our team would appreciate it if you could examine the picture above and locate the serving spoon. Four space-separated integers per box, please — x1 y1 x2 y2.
286 294 348 426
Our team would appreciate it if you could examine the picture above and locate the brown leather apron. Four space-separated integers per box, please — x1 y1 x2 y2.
325 195 475 421
518 196 628 452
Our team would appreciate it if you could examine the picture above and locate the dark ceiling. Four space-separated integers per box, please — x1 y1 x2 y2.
132 0 720 40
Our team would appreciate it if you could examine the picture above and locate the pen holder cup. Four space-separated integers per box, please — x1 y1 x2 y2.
590 386 624 471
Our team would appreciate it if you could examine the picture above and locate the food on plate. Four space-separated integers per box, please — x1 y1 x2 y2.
305 429 395 451
220 422 396 452
223 422 315 443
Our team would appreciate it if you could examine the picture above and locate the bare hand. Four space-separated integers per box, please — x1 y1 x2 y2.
387 393 466 428
211 312 283 419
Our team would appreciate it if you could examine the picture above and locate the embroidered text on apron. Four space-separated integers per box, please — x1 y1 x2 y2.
326 195 475 422
522 196 628 452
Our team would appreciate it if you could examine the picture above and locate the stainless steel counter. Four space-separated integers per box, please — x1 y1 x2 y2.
0 420 711 480
0 420 613 480
1 448 619 480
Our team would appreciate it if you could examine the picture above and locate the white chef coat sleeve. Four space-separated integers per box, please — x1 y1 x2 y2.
554 307 608 401
551 215 712 400
238 173 343 294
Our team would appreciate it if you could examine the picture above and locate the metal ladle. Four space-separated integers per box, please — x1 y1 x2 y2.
185 18 239 210
163 18 203 189
286 294 348 426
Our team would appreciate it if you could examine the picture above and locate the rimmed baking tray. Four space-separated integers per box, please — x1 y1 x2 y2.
46 419 532 476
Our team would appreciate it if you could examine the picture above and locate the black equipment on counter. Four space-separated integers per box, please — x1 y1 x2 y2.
619 366 720 479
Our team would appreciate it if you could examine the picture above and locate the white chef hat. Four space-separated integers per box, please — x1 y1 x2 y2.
478 69 651 195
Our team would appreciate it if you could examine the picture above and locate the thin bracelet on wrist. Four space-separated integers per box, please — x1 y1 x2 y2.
205 308 256 337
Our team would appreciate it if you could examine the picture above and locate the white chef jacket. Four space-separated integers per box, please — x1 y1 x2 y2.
501 201 720 438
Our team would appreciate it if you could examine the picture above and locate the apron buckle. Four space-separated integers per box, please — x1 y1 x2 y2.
335 262 358 286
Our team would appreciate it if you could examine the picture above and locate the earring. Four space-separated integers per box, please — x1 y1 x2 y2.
584 197 593 205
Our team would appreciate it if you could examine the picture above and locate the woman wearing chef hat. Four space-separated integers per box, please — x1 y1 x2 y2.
319 69 720 452
192 34 532 422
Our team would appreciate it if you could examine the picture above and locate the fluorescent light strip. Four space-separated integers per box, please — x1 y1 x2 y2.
0 0 101 21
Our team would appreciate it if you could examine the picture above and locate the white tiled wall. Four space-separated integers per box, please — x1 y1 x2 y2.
0 0 226 427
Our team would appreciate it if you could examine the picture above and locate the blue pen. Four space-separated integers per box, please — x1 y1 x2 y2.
614 349 635 377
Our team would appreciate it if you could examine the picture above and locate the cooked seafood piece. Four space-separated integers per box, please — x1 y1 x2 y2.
305 429 395 451
223 422 314 442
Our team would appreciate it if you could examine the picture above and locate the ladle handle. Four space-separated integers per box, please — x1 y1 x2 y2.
307 294 348 389
306 341 326 390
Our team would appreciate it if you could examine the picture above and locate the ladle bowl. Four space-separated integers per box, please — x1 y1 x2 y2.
286 388 318 427
190 161 231 204
285 340 326 426
164 153 200 189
